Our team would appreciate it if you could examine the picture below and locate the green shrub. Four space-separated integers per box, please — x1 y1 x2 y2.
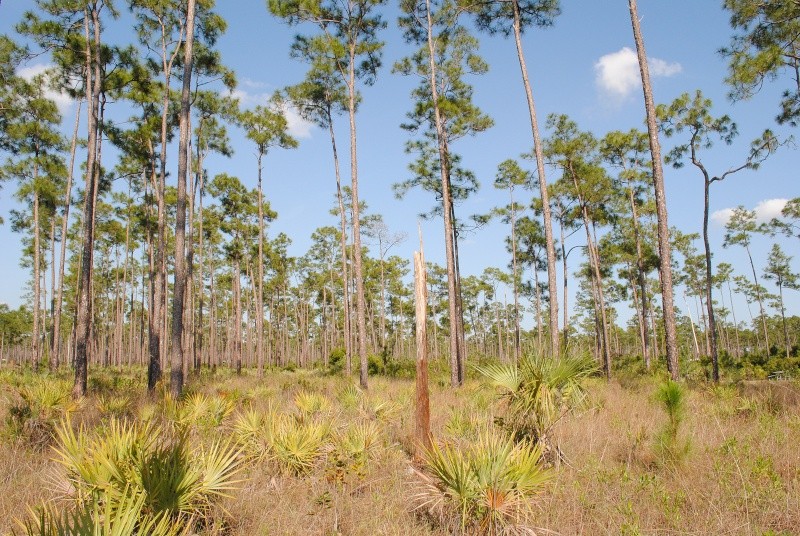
654 380 690 463
328 347 346 374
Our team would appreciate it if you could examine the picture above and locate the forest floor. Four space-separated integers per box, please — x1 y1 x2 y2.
0 365 798 535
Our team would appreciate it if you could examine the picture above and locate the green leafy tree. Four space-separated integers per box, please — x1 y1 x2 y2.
544 114 613 378
601 129 656 368
462 0 562 356
721 0 800 125
240 98 298 376
658 90 779 381
285 49 353 372
763 243 798 358
395 0 492 386
723 206 772 355
3 72 66 370
492 159 532 361
269 0 387 389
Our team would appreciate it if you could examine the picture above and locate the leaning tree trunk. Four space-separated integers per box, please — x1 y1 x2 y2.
512 0 559 356
327 117 352 375
629 0 679 380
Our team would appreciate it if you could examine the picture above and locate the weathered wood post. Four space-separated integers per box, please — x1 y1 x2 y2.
414 233 432 457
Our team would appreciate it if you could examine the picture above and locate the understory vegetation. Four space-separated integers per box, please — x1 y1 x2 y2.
1 363 798 535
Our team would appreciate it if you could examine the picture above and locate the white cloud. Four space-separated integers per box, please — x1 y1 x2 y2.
225 87 314 140
650 57 683 78
283 106 313 139
711 207 735 227
594 47 682 100
16 64 73 115
753 198 788 223
711 198 788 226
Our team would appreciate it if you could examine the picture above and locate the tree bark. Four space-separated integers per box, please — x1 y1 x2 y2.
629 0 679 380
52 99 82 371
170 0 196 398
512 0 559 355
73 6 103 398
414 248 431 456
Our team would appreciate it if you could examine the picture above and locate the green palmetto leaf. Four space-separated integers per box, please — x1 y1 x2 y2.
415 429 552 534
269 416 329 475
16 485 184 536
475 353 596 441
49 416 244 527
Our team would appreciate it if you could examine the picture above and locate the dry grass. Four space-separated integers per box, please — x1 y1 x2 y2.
1 366 798 535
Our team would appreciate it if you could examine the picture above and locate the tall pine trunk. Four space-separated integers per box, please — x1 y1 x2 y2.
170 0 196 398
73 7 103 398
512 0 559 355
629 0 679 379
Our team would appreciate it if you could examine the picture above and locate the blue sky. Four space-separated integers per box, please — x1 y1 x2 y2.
0 0 798 327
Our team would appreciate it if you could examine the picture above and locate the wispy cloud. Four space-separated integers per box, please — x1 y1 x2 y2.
16 64 73 114
594 47 681 101
225 86 314 140
711 198 788 226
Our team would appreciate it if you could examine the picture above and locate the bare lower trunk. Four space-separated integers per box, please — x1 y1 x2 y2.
414 248 431 456
424 0 464 386
169 0 196 398
53 100 82 371
701 176 720 381
512 0 558 355
73 7 102 398
629 0 679 379
347 45 369 389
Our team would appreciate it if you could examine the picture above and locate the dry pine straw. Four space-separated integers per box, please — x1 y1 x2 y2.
0 374 798 535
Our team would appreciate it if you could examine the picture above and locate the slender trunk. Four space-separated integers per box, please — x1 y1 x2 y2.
700 175 720 381
560 214 569 348
329 117 351 374
628 185 651 368
234 260 242 375
257 152 266 376
779 283 789 359
683 291 701 359
425 0 464 386
533 265 543 355
510 189 520 361
727 279 741 359
347 44 369 389
512 0 558 355
53 99 82 370
629 0 679 379
73 7 102 398
33 176 41 371
170 0 196 398
570 165 611 377
745 243 770 354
